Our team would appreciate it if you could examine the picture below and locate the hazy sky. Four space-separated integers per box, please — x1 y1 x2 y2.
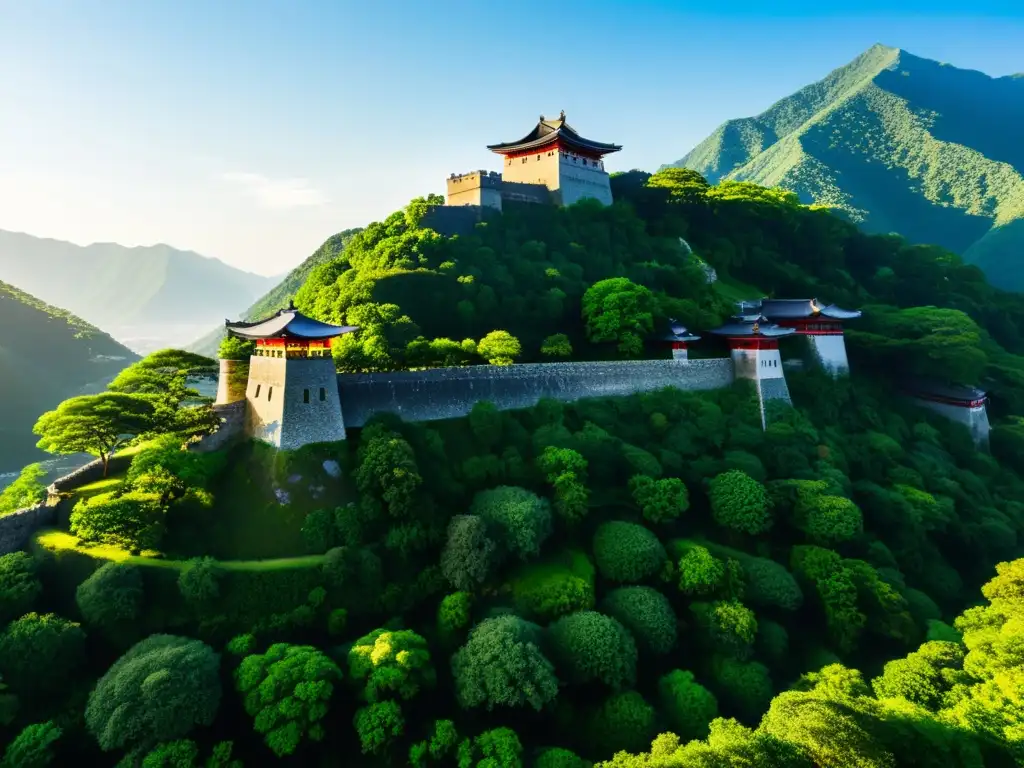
1 1 1021 277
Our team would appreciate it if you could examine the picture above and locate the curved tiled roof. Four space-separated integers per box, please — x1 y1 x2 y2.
487 112 622 156
708 316 797 338
758 298 862 321
225 303 358 340
662 318 700 342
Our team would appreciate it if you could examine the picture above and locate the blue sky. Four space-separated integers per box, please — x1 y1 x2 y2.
0 1 1021 276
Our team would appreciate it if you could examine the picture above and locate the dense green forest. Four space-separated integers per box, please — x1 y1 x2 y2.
668 43 1024 290
0 280 137 473
3 169 1024 766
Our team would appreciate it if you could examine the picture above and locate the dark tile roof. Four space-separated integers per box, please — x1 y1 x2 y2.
662 318 701 342
758 298 862 321
487 111 621 155
226 302 357 340
708 317 797 338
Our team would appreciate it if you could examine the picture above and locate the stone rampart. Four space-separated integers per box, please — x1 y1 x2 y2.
48 453 135 494
338 358 734 428
0 503 56 556
189 401 246 453
0 449 145 555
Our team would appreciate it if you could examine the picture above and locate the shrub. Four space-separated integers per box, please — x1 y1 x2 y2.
466 727 523 767
177 557 221 606
451 615 559 711
86 634 222 754
904 587 942 627
657 669 719 741
235 643 341 757
708 470 773 535
438 592 472 644
0 613 86 701
677 545 725 597
585 691 656 756
535 747 589 768
353 700 405 756
709 655 773 723
1 721 62 768
592 522 666 584
478 330 522 366
800 495 864 545
548 611 637 689
440 515 498 591
348 629 435 702
75 562 144 633
472 486 553 561
691 600 758 660
601 586 677 655
629 475 689 524
540 334 573 360
510 551 595 622
0 552 41 626
301 508 337 553
69 491 166 551
756 620 790 665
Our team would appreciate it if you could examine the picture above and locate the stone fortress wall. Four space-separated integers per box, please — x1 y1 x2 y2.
0 451 138 556
337 358 735 428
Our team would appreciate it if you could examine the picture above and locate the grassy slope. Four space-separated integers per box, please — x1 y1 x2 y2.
187 228 362 356
0 280 139 472
669 44 1024 289
0 230 276 328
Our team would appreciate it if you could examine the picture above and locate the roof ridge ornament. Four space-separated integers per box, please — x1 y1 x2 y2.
559 109 566 121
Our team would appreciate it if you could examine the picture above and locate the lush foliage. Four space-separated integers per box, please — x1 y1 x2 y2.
9 170 1024 766
0 465 46 516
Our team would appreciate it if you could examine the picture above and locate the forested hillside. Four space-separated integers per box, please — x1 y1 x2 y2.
666 44 1024 290
5 174 1024 766
0 281 137 472
188 228 362 357
0 231 276 339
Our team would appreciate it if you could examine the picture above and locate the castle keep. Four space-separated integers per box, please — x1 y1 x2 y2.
221 304 355 449
446 111 621 212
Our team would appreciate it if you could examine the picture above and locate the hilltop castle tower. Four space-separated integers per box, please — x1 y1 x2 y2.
446 111 622 213
662 320 701 361
223 304 357 450
755 298 862 376
909 382 991 448
709 316 796 429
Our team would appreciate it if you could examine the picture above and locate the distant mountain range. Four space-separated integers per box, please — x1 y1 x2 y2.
0 280 138 473
667 44 1024 290
188 228 362 357
0 231 279 353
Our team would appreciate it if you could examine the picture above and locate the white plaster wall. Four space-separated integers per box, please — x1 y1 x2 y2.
731 348 784 380
671 347 688 361
245 356 287 447
807 335 851 376
557 155 613 206
916 399 991 447
502 151 561 190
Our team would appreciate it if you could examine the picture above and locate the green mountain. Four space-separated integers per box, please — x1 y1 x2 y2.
187 228 362 356
667 44 1024 289
15 180 1024 765
0 280 137 472
0 231 278 352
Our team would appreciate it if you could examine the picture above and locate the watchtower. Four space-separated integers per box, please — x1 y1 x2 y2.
709 316 796 429
758 298 862 376
486 111 621 207
223 303 358 449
